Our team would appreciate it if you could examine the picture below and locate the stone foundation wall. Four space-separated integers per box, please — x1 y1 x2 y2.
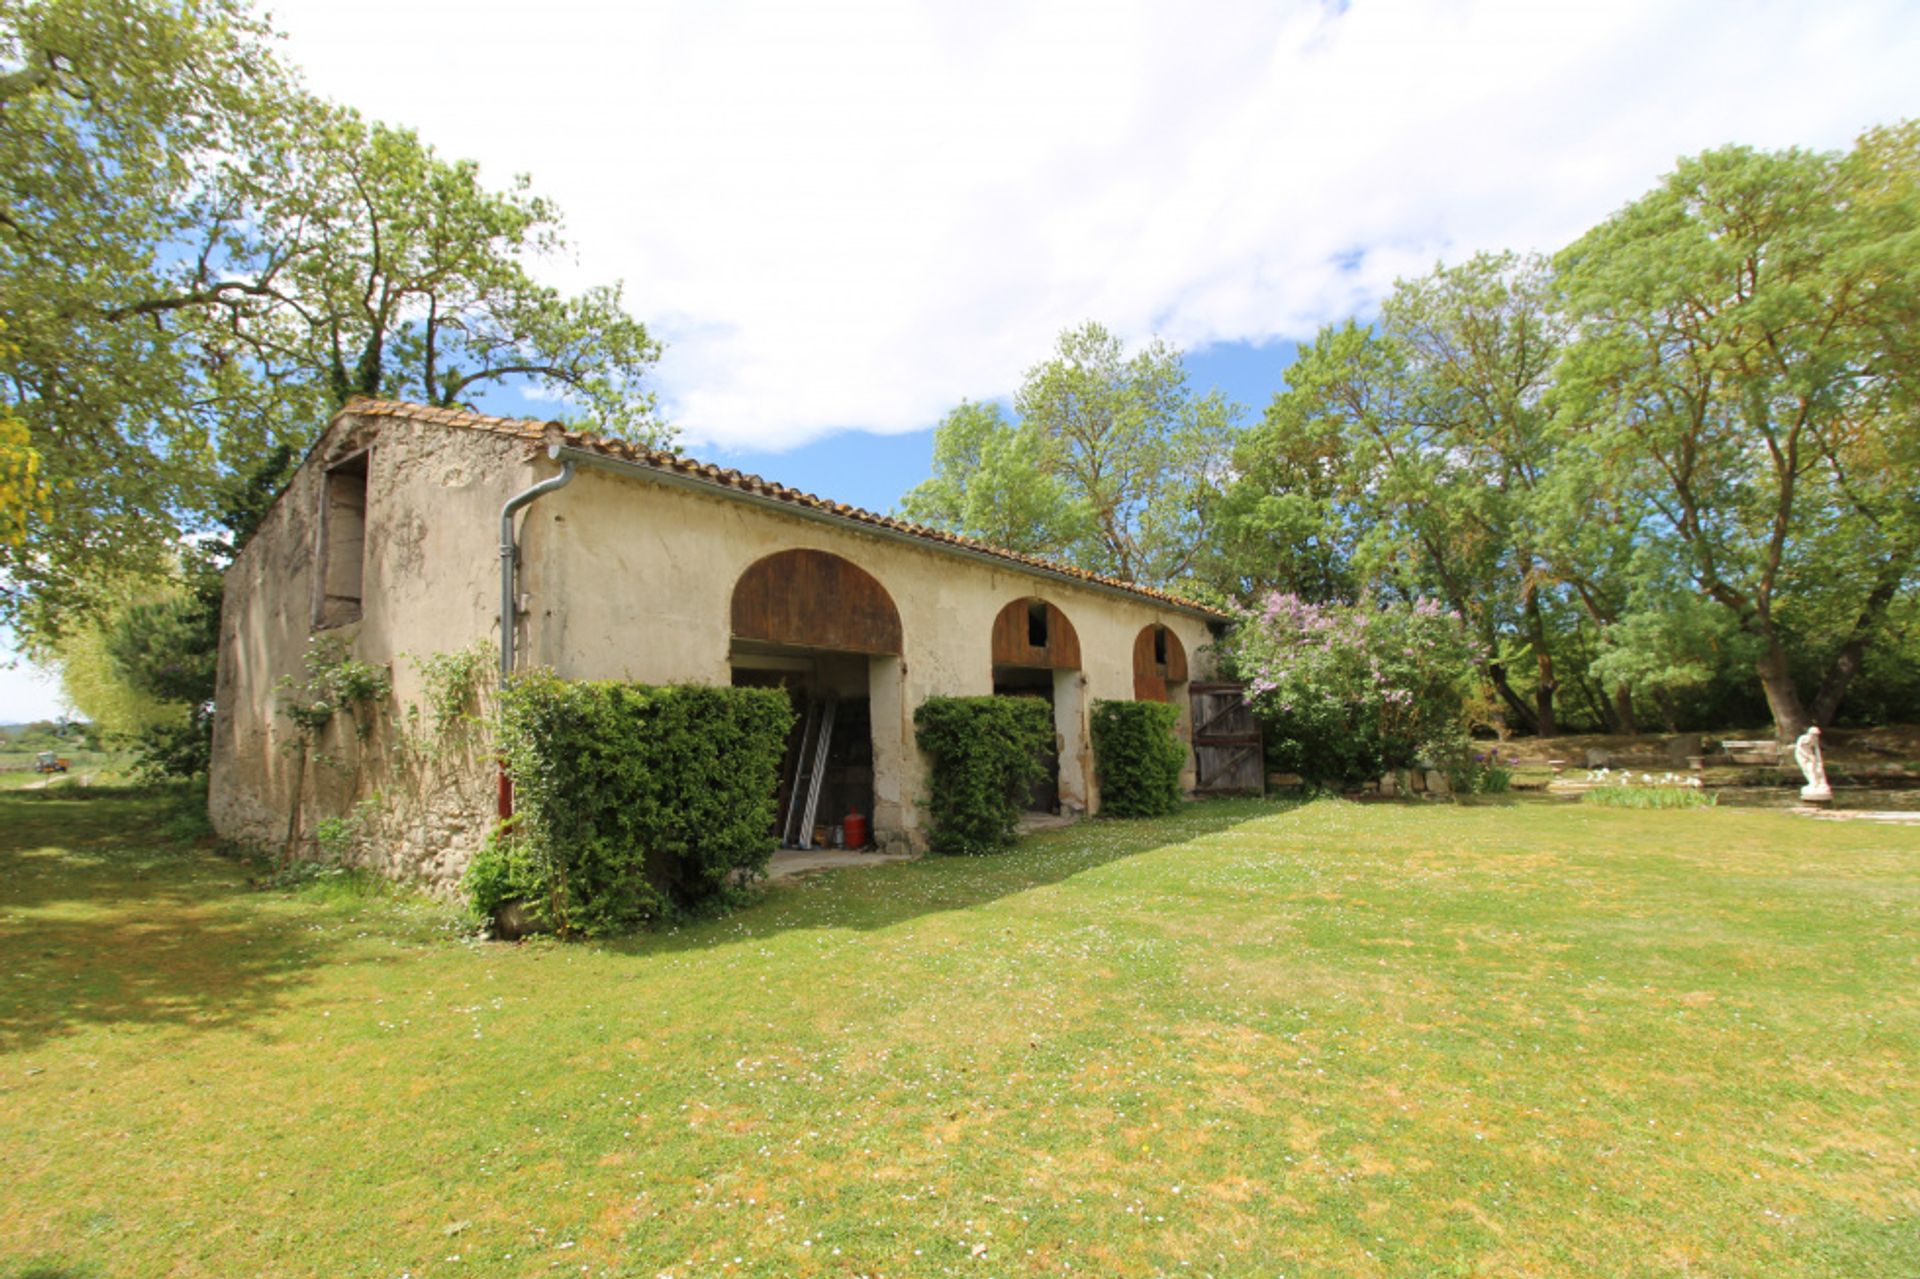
209 687 500 894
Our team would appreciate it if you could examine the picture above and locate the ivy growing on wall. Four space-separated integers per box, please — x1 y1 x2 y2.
276 635 391 741
273 635 392 862
913 695 1054 854
475 672 795 936
1090 700 1186 817
399 640 494 764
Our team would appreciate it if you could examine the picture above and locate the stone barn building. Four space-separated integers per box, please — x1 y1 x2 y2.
209 398 1229 886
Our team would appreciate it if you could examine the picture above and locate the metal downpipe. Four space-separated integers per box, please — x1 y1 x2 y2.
499 449 575 690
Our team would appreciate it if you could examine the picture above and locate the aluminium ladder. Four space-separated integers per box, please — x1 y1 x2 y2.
782 695 838 849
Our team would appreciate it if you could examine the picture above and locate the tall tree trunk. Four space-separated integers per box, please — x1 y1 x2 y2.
1487 658 1538 734
1571 670 1612 732
1809 565 1905 726
1754 643 1810 742
1651 687 1682 734
1524 584 1558 737
1810 645 1870 729
1614 685 1641 735
1532 670 1558 738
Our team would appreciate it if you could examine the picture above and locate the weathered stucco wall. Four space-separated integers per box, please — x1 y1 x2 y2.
517 459 1219 850
212 410 1221 886
209 412 535 886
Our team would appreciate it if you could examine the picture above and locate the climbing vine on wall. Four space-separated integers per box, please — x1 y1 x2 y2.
277 635 391 741
274 635 391 862
401 640 494 761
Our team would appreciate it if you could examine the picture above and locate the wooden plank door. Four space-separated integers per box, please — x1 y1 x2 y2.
1189 682 1264 795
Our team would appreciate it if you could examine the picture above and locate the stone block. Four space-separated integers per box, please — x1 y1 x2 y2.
1664 734 1703 767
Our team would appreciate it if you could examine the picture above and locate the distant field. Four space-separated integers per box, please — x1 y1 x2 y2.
0 747 133 789
2 788 1916 1278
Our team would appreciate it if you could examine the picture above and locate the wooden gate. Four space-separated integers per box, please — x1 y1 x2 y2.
1189 682 1264 795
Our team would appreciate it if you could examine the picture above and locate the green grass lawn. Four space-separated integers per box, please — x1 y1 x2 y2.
3 789 1916 1278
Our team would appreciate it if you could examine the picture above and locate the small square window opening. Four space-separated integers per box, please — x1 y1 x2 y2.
1027 600 1049 648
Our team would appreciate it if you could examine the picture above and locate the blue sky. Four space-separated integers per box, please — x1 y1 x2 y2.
7 0 1918 720
488 336 1300 517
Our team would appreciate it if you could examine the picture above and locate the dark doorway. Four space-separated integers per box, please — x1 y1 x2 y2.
733 650 876 848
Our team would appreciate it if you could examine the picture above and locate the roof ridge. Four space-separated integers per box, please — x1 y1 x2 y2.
340 396 1228 618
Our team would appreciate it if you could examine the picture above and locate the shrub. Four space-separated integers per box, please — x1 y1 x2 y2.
913 695 1054 854
462 816 548 925
1222 594 1483 787
1430 740 1517 796
491 672 795 936
131 711 214 780
1090 700 1185 817
311 796 380 861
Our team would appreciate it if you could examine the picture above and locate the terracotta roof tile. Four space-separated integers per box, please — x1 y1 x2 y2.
342 397 1228 618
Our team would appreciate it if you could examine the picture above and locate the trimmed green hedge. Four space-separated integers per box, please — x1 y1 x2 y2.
913 695 1054 854
468 673 795 936
1091 699 1186 817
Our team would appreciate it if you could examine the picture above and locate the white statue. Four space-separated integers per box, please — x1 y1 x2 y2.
1794 725 1832 805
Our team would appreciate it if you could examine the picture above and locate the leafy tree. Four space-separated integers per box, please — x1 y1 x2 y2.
1221 255 1574 733
104 593 217 706
1197 388 1362 605
903 324 1238 589
1555 131 1920 737
1843 593 1920 728
1 0 288 630
898 401 1084 554
47 580 193 738
0 399 39 549
166 98 665 433
0 321 45 547
1586 595 1751 732
1388 253 1570 733
102 442 293 776
0 0 666 640
1017 323 1239 586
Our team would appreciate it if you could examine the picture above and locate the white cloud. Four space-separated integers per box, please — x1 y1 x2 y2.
0 648 66 722
267 0 1920 449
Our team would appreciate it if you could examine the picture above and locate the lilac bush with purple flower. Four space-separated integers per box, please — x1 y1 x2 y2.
1224 593 1484 786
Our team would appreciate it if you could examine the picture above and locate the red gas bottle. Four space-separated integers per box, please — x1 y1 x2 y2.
843 808 869 850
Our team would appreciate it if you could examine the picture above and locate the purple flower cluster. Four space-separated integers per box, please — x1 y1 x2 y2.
1226 591 1482 764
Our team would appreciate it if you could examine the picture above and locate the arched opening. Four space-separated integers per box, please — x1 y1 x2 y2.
990 596 1080 671
990 597 1086 816
730 550 904 850
731 548 903 654
1133 624 1188 703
